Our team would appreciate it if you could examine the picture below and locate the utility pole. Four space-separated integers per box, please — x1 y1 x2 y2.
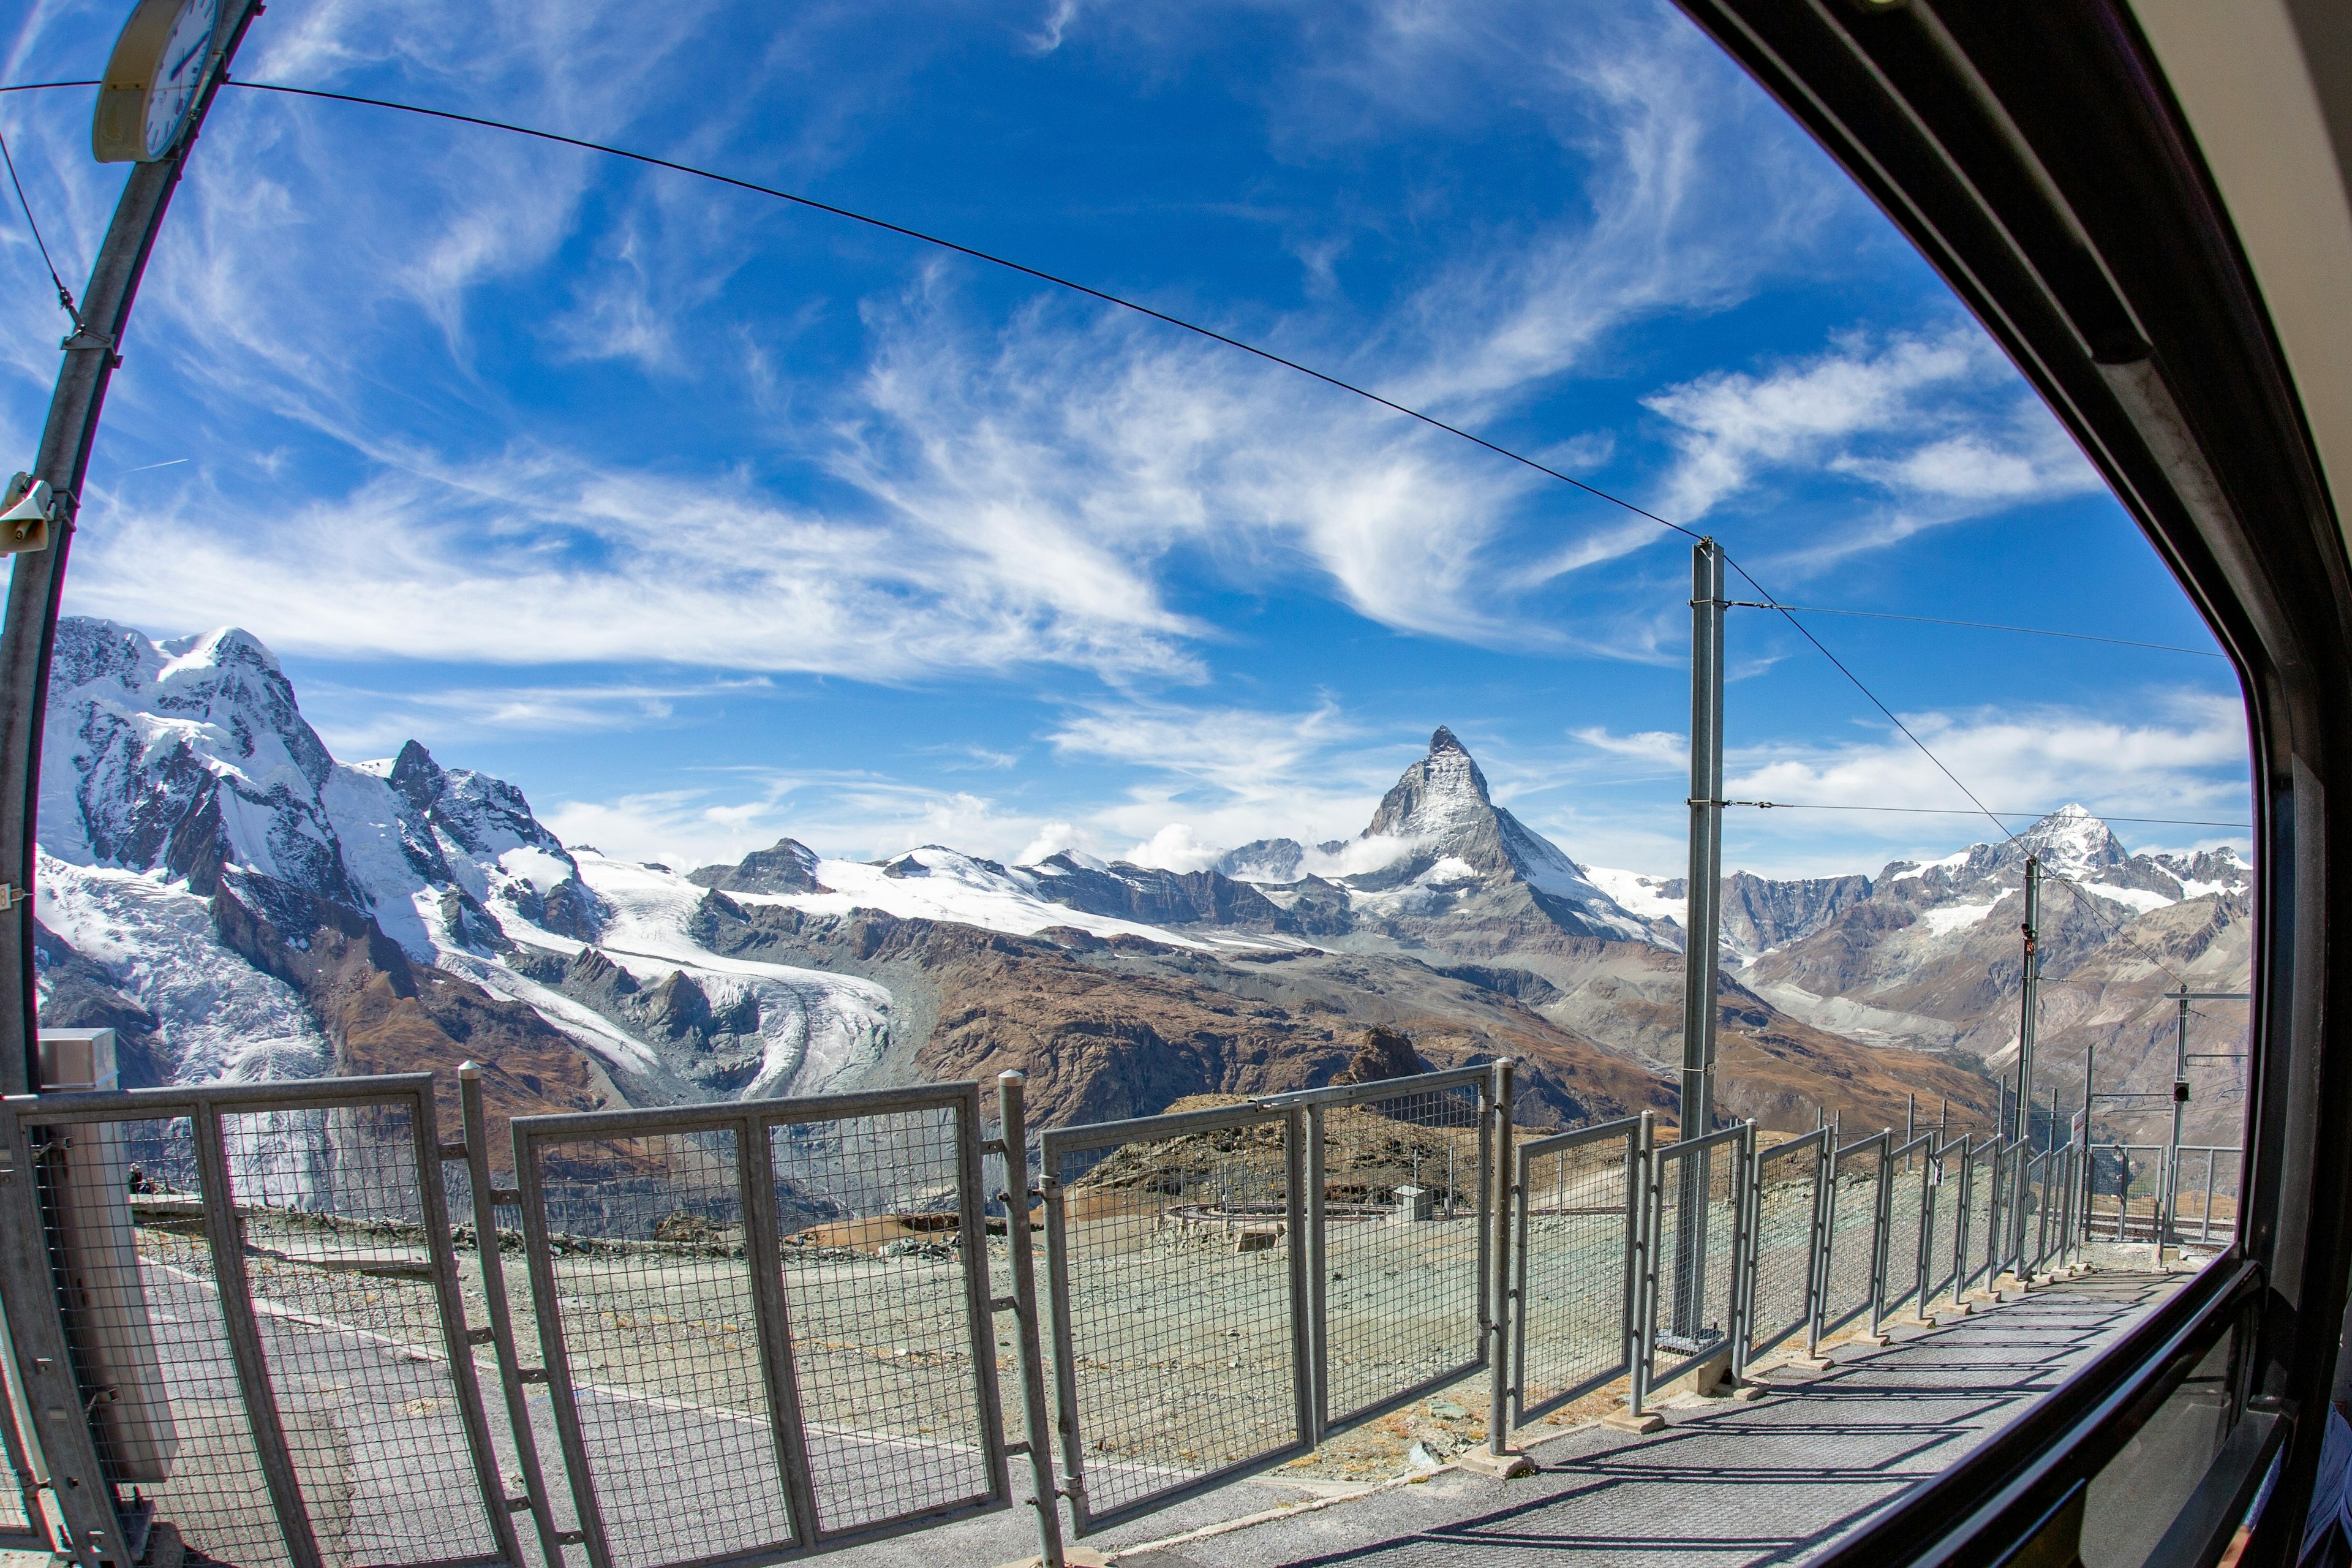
1674 538 1726 1343
1681 537 1727 1135
0 0 263 1095
2012 856 2041 1142
2159 989 2250 1245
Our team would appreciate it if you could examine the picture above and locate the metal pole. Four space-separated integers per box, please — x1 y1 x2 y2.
2012 857 2041 1142
995 1073 1066 1567
1676 540 1725 1341
0 2 262 1095
456 1066 568 1568
2163 993 2190 1246
1681 537 1727 1136
1487 1060 1515 1457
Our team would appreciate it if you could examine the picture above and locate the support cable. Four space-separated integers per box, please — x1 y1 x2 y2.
219 78 1707 544
0 113 85 329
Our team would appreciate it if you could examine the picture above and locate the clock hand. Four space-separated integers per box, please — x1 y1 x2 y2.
163 28 210 85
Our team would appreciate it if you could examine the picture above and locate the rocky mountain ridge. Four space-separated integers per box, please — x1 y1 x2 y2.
38 619 2227 1148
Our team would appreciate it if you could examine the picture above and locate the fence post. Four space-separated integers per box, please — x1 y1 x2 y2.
995 1073 1066 1568
1305 1099 1329 1442
1629 1110 1659 1419
738 1114 824 1547
1805 1128 1833 1359
0 1105 116 1568
1731 1123 1749 1382
1487 1060 1516 1459
1869 1132 1893 1341
456 1065 569 1568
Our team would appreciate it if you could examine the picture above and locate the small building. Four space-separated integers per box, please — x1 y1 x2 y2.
1392 1185 1435 1224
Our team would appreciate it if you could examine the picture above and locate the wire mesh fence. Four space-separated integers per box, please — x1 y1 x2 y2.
1 1056 2145 1565
1643 1123 1749 1393
0 1077 517 1568
1921 1139 1964 1312
2166 1146 2244 1243
1744 1131 1824 1365
1041 1101 1310 1534
1957 1139 1999 1297
1512 1116 1642 1422
512 1084 1009 1568
1294 1071 1489 1434
2087 1144 2169 1241
1819 1133 1886 1338
771 1107 1003 1538
216 1102 507 1568
1880 1138 1931 1323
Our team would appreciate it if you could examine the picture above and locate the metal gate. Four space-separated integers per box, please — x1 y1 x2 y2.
1039 1099 1311 1534
1880 1134 1931 1324
0 1074 520 1568
1281 1066 1493 1437
505 1082 1011 1568
1510 1114 1644 1423
1742 1129 1826 1368
1921 1136 1963 1312
1817 1131 1888 1343
1635 1122 1752 1409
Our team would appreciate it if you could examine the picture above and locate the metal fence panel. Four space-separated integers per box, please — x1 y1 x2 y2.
769 1101 1006 1541
2174 1147 2244 1243
519 1122 797 1568
2 1076 517 1568
2022 1150 2052 1272
1644 1123 1750 1392
1922 1138 1963 1311
1042 1101 1310 1536
1744 1131 1825 1366
1512 1116 1641 1422
1819 1133 1887 1340
1958 1139 1999 1297
1879 1137 1931 1322
512 1085 1010 1568
2088 1144 2168 1241
1287 1069 1488 1436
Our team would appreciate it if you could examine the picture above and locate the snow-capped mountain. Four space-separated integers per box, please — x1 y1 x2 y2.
42 620 2214 1142
34 619 888 1112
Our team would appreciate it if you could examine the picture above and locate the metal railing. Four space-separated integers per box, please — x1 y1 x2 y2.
1817 1131 1888 1345
1634 1121 1751 1411
1039 1096 1312 1534
1743 1129 1826 1369
1510 1114 1643 1424
0 1058 2188 1568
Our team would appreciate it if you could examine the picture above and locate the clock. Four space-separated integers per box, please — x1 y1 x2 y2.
91 0 223 164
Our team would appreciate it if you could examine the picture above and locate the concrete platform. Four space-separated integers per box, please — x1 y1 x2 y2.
1093 1270 2184 1567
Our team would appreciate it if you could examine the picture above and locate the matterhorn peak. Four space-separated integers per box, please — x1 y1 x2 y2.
1429 725 1469 756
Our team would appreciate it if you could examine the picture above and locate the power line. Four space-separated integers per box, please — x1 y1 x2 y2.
218 78 1706 546
1727 802 2250 830
1752 605 2223 659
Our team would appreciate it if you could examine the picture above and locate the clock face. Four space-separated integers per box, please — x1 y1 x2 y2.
141 0 219 159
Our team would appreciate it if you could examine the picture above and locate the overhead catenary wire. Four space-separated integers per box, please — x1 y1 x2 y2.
1722 802 2251 831
217 78 1708 546
1729 603 2223 659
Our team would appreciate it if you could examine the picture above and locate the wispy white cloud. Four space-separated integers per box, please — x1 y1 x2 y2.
1642 327 2101 553
1723 693 2250 826
300 673 777 756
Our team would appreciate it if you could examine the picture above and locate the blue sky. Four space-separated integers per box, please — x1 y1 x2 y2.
0 0 2249 880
